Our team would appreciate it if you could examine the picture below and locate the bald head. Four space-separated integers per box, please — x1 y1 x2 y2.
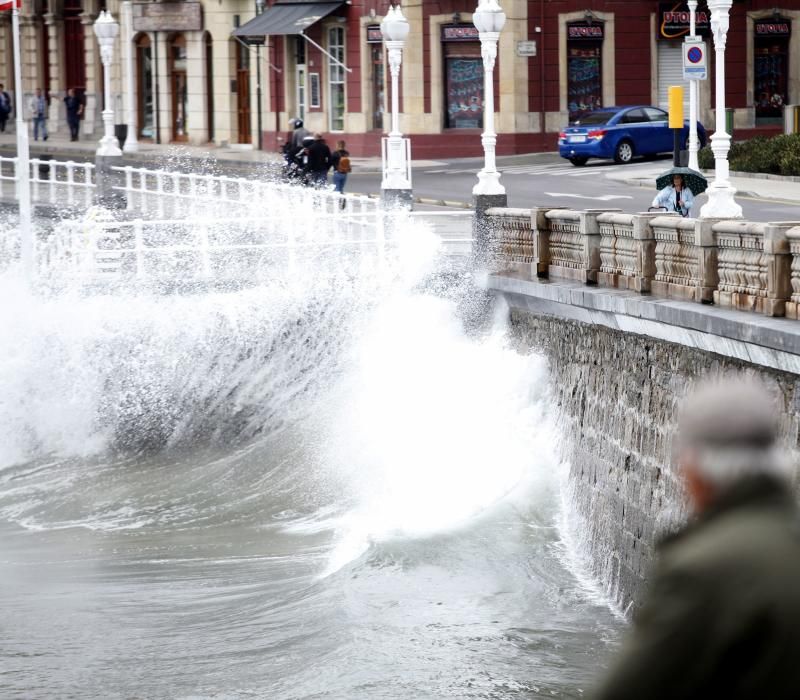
676 377 792 510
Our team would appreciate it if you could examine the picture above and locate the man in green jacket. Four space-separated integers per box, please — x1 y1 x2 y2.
594 378 800 700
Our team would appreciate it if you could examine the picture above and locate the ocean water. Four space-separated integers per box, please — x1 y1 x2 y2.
0 209 622 699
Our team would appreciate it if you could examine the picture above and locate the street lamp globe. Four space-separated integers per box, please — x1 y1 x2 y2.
473 0 506 34
380 5 409 42
93 10 119 43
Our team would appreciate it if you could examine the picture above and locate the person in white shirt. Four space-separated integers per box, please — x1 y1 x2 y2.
29 88 48 141
652 174 694 217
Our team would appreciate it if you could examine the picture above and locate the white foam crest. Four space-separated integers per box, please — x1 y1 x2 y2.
323 292 553 573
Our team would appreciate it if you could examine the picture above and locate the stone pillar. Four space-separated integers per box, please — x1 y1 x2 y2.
82 13 100 137
764 224 794 317
531 206 553 278
694 217 719 303
473 193 508 269
579 210 603 284
44 13 62 133
184 31 205 145
632 213 659 294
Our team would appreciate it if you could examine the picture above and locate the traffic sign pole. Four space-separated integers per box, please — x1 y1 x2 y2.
687 0 700 171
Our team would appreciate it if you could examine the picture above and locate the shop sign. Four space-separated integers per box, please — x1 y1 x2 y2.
441 24 480 42
516 40 537 57
755 19 791 37
133 2 203 32
366 25 383 43
659 2 710 39
567 23 604 40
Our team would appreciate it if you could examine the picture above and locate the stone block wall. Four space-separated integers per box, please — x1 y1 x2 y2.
509 308 800 613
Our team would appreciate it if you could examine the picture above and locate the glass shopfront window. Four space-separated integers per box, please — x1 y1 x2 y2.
328 26 345 131
442 24 483 129
754 18 791 124
567 22 604 122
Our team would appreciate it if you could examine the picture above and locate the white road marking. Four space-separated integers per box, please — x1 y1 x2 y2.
543 192 634 201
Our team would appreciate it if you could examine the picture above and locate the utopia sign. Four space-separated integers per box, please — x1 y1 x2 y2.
133 2 203 32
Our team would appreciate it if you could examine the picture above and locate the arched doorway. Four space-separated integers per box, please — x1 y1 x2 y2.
136 33 154 139
235 40 251 144
169 33 188 142
204 32 214 142
64 0 85 96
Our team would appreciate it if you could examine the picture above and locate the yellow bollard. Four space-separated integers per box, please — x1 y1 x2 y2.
668 86 684 128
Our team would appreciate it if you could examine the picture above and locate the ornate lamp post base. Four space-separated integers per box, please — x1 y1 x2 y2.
700 182 742 219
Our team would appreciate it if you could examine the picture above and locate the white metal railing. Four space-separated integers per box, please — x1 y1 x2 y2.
0 155 95 209
112 165 383 228
38 212 390 281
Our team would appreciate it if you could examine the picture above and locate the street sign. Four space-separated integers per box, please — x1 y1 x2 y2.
516 40 537 57
683 37 707 81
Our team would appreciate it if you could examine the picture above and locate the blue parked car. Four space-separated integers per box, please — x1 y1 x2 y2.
558 106 707 166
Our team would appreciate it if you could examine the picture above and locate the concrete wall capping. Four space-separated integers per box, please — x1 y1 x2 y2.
488 206 800 318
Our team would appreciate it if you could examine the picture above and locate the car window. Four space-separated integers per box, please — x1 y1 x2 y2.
621 108 648 124
644 107 668 122
572 111 615 125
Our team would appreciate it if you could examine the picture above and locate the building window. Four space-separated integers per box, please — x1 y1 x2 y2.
567 21 604 121
169 33 188 141
328 26 345 131
136 33 154 139
442 24 482 129
371 43 384 130
295 37 306 120
754 18 791 124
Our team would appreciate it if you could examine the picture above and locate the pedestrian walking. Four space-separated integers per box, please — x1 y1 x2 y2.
306 133 331 187
64 88 83 142
592 377 800 700
290 118 310 152
651 173 695 217
29 88 48 141
330 140 351 200
0 83 11 133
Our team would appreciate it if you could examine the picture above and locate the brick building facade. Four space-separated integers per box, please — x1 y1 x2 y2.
1 0 798 158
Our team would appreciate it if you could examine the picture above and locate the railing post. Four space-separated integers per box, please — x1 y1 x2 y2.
156 171 165 219
66 161 76 208
124 166 134 211
198 224 212 279
532 206 552 278
133 218 145 278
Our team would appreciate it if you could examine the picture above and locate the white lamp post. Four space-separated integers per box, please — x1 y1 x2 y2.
380 5 412 202
687 0 699 171
93 10 122 157
472 0 505 196
700 0 742 218
122 1 138 152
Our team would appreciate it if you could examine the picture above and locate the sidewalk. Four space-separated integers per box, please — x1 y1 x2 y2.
606 161 800 205
0 131 421 173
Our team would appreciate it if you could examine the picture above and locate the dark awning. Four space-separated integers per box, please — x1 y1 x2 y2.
232 0 344 39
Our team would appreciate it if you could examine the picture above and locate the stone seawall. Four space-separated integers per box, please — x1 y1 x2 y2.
506 301 800 614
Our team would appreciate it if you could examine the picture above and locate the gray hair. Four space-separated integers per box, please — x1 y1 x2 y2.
675 377 794 489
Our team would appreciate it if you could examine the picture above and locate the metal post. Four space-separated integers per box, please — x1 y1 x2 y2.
256 44 263 149
122 1 139 152
688 0 699 171
699 0 742 219
12 6 33 278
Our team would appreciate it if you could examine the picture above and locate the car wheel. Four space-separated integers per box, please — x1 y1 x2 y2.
614 140 634 164
569 156 588 166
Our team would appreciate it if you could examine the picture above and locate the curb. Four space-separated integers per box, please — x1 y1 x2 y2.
617 176 789 203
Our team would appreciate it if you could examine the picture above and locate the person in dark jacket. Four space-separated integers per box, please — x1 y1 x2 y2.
0 83 11 133
306 132 331 187
593 378 800 700
63 88 83 141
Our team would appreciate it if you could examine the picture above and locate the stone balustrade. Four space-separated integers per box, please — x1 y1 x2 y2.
488 206 800 318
